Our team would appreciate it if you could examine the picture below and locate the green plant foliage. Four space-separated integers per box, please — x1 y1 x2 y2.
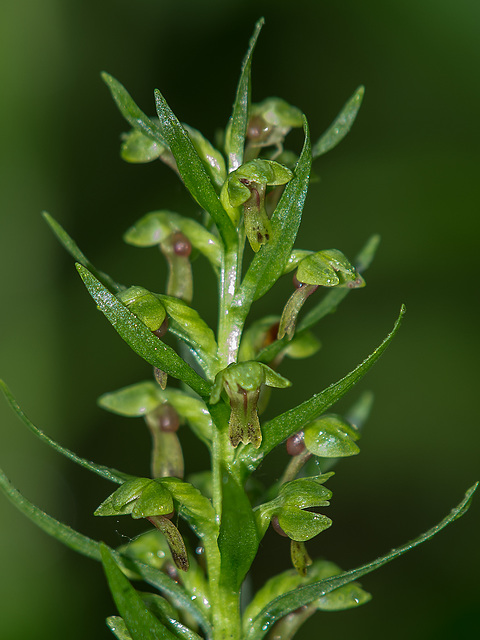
0 17 477 640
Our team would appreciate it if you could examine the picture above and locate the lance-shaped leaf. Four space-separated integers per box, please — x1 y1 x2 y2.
0 467 211 632
102 72 168 147
236 116 311 308
124 211 222 269
240 306 405 473
101 544 179 640
76 265 211 398
312 85 365 159
156 295 218 380
120 529 211 620
107 617 133 640
0 380 130 485
154 89 236 246
42 212 123 293
226 17 265 171
242 559 370 634
218 468 260 591
245 482 478 640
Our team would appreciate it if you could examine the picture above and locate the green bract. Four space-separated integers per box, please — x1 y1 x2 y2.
1 17 477 640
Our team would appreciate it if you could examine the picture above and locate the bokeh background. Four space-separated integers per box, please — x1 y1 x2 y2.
1 1 479 638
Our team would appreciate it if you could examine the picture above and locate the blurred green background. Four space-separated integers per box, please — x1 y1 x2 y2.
1 1 479 638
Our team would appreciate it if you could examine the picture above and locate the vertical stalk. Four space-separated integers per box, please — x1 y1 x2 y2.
209 232 246 640
217 232 245 369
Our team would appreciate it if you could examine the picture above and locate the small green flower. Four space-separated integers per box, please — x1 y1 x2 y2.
246 97 303 158
278 249 365 340
210 361 291 448
220 159 293 252
95 478 189 572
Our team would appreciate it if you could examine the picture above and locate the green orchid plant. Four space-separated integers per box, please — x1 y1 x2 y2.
1 18 477 640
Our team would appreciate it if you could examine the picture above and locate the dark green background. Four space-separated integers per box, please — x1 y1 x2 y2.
1 1 479 638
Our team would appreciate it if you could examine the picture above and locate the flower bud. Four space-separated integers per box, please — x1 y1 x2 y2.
117 286 168 334
286 431 306 456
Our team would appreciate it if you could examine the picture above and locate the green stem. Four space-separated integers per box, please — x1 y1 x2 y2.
210 231 248 640
217 231 246 368
279 450 312 485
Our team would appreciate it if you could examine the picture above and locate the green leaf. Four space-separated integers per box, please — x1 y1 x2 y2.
0 465 102 560
237 116 312 307
102 73 168 147
217 469 259 590
242 559 370 633
226 17 265 171
42 212 123 293
154 89 236 246
141 593 204 640
0 380 129 484
241 306 405 472
0 467 212 633
124 211 222 268
107 616 133 640
312 86 365 159
101 544 179 640
157 295 218 380
255 235 380 365
76 264 211 398
245 482 478 640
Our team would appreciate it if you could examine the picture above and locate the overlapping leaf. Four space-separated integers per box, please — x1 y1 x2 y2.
0 380 129 484
244 482 478 640
236 116 312 311
312 85 365 159
154 90 236 246
225 17 265 171
241 306 405 471
43 212 123 293
76 265 211 397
